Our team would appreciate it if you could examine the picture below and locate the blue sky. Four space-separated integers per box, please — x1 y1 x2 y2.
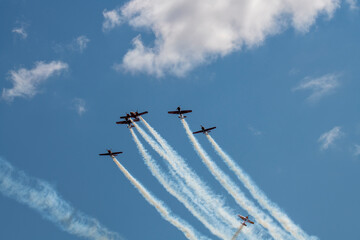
1 0 360 239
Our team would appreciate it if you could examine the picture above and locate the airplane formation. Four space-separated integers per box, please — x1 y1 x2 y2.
100 106 255 234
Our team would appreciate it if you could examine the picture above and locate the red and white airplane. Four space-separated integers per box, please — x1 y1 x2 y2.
168 106 192 119
99 150 123 157
193 125 216 135
238 215 255 226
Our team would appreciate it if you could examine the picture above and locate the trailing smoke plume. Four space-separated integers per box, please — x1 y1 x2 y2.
110 156 206 240
182 119 291 240
130 129 230 239
132 120 239 228
136 118 263 240
232 224 245 240
0 158 121 240
206 135 313 240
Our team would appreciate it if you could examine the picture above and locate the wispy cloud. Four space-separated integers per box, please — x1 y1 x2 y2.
293 73 340 102
103 9 122 31
104 0 340 77
0 158 121 240
73 98 87 116
353 144 360 156
318 126 343 150
54 36 90 53
248 125 262 136
74 35 90 52
12 26 27 39
346 0 358 10
2 61 68 102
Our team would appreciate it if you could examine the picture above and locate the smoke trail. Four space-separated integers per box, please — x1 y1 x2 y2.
137 119 236 226
0 158 121 240
231 224 245 240
206 135 311 240
136 119 271 239
133 120 245 228
137 118 265 240
110 156 205 240
182 119 291 240
130 128 229 239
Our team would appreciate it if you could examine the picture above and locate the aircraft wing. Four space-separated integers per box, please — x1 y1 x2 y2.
99 153 111 156
168 111 179 114
193 130 204 134
238 215 246 221
120 116 128 119
116 120 128 124
112 151 123 155
206 127 216 131
180 110 192 114
248 220 254 224
137 111 148 116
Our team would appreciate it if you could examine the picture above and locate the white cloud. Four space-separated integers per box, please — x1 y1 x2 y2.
354 144 360 156
346 0 358 9
12 27 27 39
53 36 90 53
74 35 90 52
73 98 87 116
293 73 340 102
105 0 340 77
318 126 343 150
103 9 123 31
2 61 68 102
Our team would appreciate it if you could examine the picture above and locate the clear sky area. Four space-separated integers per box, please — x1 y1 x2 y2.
1 0 360 240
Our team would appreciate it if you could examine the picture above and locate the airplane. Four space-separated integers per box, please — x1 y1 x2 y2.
238 215 254 226
168 106 192 119
120 111 148 121
193 125 216 135
99 150 123 157
116 118 139 128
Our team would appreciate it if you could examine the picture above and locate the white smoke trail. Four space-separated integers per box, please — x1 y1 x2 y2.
137 119 235 224
0 158 121 240
137 118 265 240
137 119 271 239
110 156 205 240
231 224 245 240
182 119 292 240
130 128 229 239
133 120 240 227
207 135 311 240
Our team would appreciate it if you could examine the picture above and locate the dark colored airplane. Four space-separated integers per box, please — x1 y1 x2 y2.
193 125 216 135
238 215 255 226
168 106 192 119
99 150 123 157
120 111 148 121
116 118 139 128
